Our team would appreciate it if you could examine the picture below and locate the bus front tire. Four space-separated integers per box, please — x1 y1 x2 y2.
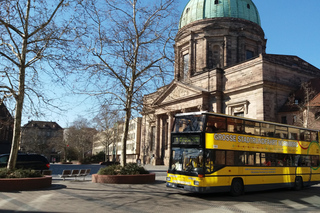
230 179 244 196
294 177 303 191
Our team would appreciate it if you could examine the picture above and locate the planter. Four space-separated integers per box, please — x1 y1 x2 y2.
0 176 52 192
92 173 155 184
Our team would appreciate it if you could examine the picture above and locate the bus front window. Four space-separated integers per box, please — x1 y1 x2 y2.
171 148 204 174
173 115 205 133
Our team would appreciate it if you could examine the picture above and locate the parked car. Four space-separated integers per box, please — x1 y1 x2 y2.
99 161 120 166
0 153 50 170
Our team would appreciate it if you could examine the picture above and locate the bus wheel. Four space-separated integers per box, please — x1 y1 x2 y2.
294 177 303 191
230 179 244 196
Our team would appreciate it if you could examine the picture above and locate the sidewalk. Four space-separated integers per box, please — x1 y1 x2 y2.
0 166 174 213
51 165 169 181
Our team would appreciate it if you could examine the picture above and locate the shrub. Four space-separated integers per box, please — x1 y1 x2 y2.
120 163 149 175
0 168 43 178
98 164 121 175
97 163 149 175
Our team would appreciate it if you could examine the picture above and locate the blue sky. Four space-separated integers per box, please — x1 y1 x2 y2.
29 0 320 128
253 0 320 68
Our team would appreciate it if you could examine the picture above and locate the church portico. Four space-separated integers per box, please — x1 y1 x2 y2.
141 0 320 166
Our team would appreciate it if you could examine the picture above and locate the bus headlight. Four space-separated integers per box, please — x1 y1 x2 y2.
166 177 171 181
194 181 199 186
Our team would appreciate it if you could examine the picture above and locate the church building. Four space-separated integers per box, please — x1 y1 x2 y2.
140 0 320 165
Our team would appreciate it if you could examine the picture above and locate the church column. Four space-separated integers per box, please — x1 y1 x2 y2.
159 115 164 164
154 115 160 165
165 112 174 165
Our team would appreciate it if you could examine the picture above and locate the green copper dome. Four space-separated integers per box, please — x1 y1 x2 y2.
179 0 261 29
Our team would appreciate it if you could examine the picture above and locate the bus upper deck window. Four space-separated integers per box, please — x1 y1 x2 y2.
175 115 205 132
206 116 226 133
311 131 318 142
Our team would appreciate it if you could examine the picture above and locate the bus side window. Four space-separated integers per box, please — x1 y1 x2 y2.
205 150 214 173
226 151 234 165
206 116 226 133
311 156 320 167
255 153 261 166
311 131 317 142
235 151 246 165
289 128 299 140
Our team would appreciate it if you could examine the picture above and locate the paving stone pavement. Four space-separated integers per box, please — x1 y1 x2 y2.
1 166 320 213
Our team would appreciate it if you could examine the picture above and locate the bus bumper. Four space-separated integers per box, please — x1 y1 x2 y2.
166 182 228 193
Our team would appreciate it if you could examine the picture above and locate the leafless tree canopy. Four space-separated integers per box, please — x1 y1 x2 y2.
76 0 179 165
0 0 81 169
65 117 97 161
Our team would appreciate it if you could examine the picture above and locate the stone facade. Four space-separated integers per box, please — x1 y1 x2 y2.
93 118 142 163
21 121 63 162
140 15 320 166
0 103 13 154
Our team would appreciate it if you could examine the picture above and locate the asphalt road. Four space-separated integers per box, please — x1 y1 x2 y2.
1 164 320 212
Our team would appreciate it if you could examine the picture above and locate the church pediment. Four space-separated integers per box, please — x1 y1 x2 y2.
153 81 207 106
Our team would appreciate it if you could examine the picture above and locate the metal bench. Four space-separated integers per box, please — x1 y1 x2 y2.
59 169 90 181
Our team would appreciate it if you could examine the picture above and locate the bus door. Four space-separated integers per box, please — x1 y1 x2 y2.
294 155 312 187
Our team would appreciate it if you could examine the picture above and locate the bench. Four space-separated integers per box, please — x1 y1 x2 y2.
59 169 91 181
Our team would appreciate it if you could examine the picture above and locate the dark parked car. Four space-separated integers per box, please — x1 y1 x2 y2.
99 161 120 166
0 153 50 170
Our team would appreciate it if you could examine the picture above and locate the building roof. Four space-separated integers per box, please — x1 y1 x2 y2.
179 0 261 29
280 77 320 112
22 121 63 130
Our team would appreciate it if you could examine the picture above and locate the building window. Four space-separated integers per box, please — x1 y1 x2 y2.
234 112 244 117
208 45 220 68
281 116 287 124
315 112 320 120
227 100 249 116
247 4 250 9
215 0 219 4
246 50 254 59
183 54 189 80
294 99 299 105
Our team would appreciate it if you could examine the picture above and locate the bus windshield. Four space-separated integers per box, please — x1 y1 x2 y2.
170 147 204 175
173 115 205 133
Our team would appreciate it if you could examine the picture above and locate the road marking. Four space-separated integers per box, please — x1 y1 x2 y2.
280 199 307 210
195 206 234 213
0 197 13 208
0 193 38 211
301 195 320 207
234 203 266 212
18 194 53 211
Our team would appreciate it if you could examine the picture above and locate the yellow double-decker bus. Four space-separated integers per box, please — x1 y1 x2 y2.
166 112 320 196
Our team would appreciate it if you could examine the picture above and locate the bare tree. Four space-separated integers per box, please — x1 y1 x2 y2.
78 0 178 166
287 81 317 128
66 117 97 161
92 105 124 161
0 0 80 169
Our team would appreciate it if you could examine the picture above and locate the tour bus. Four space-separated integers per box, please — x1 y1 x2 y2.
166 112 320 196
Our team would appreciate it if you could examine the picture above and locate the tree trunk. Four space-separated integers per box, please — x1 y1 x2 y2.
120 97 132 167
7 68 25 170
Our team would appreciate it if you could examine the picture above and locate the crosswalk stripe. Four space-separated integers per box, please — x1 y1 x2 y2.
301 195 320 207
0 198 13 208
18 194 53 211
195 206 235 213
280 199 308 210
234 202 266 212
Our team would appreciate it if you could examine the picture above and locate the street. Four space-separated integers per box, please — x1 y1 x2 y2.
0 164 320 212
